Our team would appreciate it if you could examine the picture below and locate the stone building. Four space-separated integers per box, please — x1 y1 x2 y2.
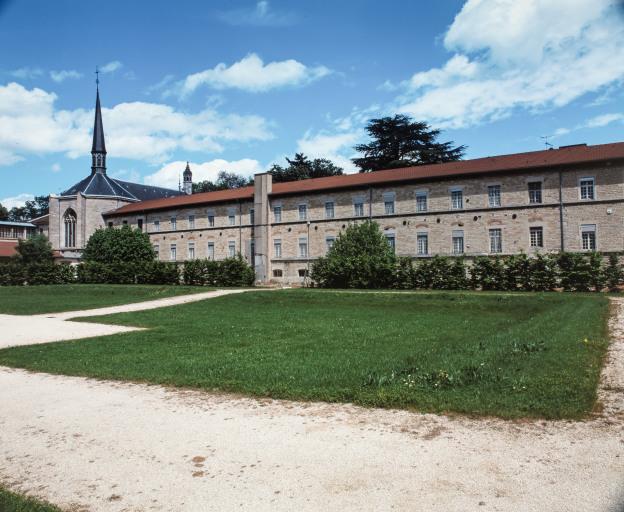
103 142 624 285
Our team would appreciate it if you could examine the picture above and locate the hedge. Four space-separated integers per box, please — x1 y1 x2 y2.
76 261 180 285
0 263 74 286
182 257 255 287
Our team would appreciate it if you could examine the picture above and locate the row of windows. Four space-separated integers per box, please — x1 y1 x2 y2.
156 241 238 261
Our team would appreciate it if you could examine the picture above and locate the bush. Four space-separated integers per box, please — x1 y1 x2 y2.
557 252 594 291
503 253 531 291
470 256 506 290
82 225 155 264
527 253 558 291
413 256 468 290
77 261 180 285
604 253 623 292
0 263 74 286
311 221 396 288
182 256 255 287
14 234 54 264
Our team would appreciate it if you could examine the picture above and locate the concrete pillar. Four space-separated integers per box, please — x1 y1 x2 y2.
253 173 272 284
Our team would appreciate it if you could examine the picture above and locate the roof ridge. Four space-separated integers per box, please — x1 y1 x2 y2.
110 177 139 201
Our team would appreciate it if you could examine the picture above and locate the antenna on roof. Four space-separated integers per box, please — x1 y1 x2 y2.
178 173 181 192
540 135 554 150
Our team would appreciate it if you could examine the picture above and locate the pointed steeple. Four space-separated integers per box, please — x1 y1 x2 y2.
91 75 107 174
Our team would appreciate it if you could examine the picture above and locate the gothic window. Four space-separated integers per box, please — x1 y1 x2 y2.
64 209 77 248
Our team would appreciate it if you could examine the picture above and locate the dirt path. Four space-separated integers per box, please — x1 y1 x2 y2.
0 299 623 511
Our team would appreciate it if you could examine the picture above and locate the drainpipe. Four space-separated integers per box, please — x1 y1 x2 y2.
368 187 373 219
238 199 242 257
559 170 565 251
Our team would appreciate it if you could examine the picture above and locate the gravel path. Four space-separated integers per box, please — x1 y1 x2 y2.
0 298 623 511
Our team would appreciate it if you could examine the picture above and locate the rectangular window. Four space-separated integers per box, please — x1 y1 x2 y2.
528 181 542 204
298 204 307 221
325 201 335 219
530 226 544 248
385 233 396 253
170 244 177 261
208 215 215 227
489 228 502 254
272 269 283 278
154 219 160 232
580 178 595 200
250 240 255 263
228 213 236 226
153 244 159 258
326 236 335 252
137 219 143 231
249 209 255 225
273 239 282 258
452 230 464 255
207 242 214 260
228 241 236 258
273 205 282 223
298 268 308 278
417 233 428 255
354 202 364 217
581 224 597 251
416 192 428 212
299 237 308 258
188 242 195 260
451 189 463 209
188 215 195 229
384 200 395 215
170 217 177 231
488 185 501 207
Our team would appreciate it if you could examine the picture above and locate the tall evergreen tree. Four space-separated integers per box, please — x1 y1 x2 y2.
269 153 343 182
352 115 466 172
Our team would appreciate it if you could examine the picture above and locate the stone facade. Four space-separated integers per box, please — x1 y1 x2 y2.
104 160 624 285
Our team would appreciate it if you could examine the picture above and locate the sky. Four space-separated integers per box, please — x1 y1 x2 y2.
1 0 624 208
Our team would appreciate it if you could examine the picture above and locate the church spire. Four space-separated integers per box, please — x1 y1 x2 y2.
91 71 107 174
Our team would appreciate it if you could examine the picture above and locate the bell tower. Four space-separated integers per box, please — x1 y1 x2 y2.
183 162 193 195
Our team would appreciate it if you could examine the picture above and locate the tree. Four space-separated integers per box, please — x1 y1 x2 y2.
269 153 343 182
352 115 466 172
82 225 155 264
14 234 54 264
193 171 253 193
310 221 396 288
0 202 8 221
8 195 49 221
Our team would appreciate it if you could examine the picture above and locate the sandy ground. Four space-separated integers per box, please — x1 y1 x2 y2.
0 299 623 511
0 289 254 349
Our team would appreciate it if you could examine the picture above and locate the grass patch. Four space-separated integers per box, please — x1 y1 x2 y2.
0 487 62 512
0 284 210 315
0 290 610 419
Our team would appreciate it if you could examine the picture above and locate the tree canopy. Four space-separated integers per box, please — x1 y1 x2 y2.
82 225 155 264
352 115 465 172
6 196 49 221
14 234 54 264
193 171 253 194
0 202 8 221
268 153 343 182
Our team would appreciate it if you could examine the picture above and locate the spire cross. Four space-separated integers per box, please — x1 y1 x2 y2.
95 66 100 86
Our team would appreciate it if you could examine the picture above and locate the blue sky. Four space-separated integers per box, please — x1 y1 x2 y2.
1 0 624 207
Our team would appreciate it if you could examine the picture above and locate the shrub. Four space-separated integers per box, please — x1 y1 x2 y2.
503 253 531 291
0 262 74 286
557 252 593 291
77 261 180 285
182 256 255 287
82 225 155 264
470 256 506 290
413 256 468 290
394 257 416 289
527 253 558 291
604 253 623 292
311 221 396 288
14 234 54 264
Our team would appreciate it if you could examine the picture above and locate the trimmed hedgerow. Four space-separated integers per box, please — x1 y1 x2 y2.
182 256 255 287
76 261 180 285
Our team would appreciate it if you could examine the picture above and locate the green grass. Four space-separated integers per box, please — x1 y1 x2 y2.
0 284 210 315
0 487 62 512
0 290 611 419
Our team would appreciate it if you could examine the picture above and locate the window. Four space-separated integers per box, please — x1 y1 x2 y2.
273 269 283 278
170 217 177 231
581 224 596 251
326 236 335 252
228 241 236 258
488 185 501 207
273 239 282 258
417 233 428 255
188 215 195 229
207 242 214 260
416 191 428 212
384 192 395 215
451 189 463 209
170 244 177 261
528 182 542 204
354 201 364 217
228 212 236 226
122 220 128 225
63 209 76 248
250 240 255 263
273 205 282 223
208 214 215 227
530 227 544 248
188 242 195 260
108 222 113 228
298 204 307 221
489 228 502 254
299 237 308 258
249 209 255 225
385 233 396 253
153 244 159 258
137 219 143 231
154 219 160 232
298 269 308 278
580 178 595 200
452 230 464 255
325 201 335 219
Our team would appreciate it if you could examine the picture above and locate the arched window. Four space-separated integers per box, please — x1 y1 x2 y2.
64 209 77 248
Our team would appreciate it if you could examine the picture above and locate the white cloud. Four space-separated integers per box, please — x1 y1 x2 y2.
296 131 360 173
554 112 624 137
144 159 264 189
100 61 122 74
394 0 624 129
51 163 61 172
217 1 297 27
0 82 273 166
9 67 43 79
176 53 331 96
50 70 83 83
1 193 34 209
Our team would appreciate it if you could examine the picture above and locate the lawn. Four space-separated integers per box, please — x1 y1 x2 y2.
0 284 209 315
0 487 62 512
0 290 611 419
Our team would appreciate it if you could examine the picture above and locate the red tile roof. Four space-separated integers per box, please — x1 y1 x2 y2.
0 240 18 258
105 142 624 216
